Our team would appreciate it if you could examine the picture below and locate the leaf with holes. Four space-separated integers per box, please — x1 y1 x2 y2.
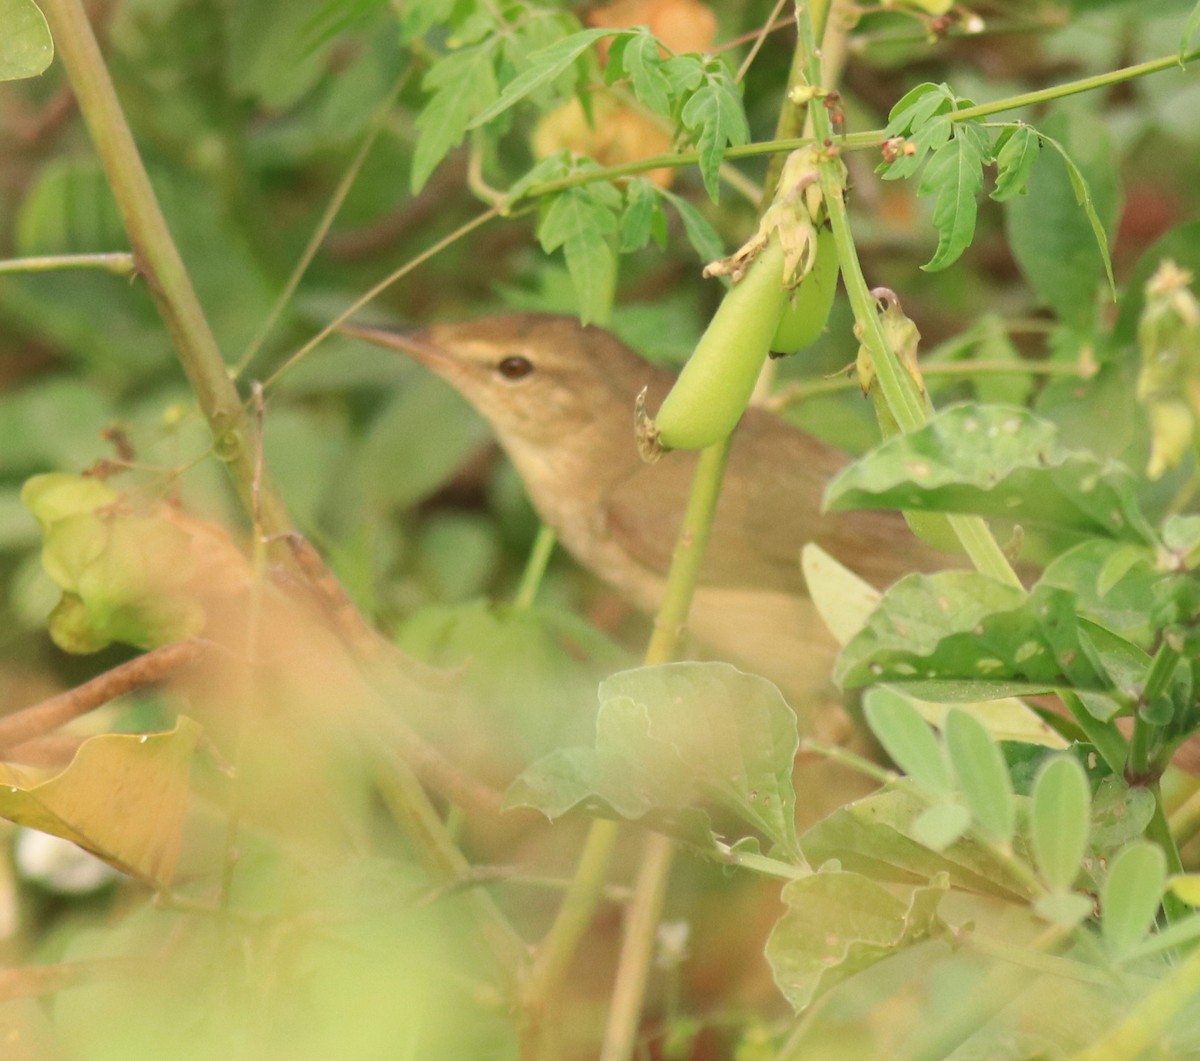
824 403 1156 544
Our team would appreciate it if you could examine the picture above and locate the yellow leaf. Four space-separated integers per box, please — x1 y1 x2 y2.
0 717 201 888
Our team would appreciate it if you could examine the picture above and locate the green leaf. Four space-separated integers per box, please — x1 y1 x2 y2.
1101 842 1167 960
825 403 1156 544
863 688 953 793
658 188 725 264
0 0 53 81
506 662 803 860
883 82 955 139
411 42 499 192
619 177 665 253
766 870 948 1012
919 128 989 271
834 572 1113 697
800 786 1032 899
1005 111 1120 325
1033 892 1093 929
537 183 622 325
679 61 749 203
1182 2 1200 62
880 115 952 182
1088 776 1156 855
943 708 1015 842
911 801 971 851
801 543 883 647
1038 131 1117 301
469 27 614 128
1039 540 1159 645
606 29 671 115
990 125 1040 202
1030 755 1091 893
1170 874 1200 906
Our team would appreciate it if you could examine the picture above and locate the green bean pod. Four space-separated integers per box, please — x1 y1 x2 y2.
770 225 840 355
655 234 789 450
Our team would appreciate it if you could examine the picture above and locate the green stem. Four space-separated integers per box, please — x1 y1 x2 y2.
512 524 557 610
767 356 1094 409
38 0 294 543
713 843 808 881
511 48 1200 204
796 7 1021 589
1144 782 1187 923
0 252 134 276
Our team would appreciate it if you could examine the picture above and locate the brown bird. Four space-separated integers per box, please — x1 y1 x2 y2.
344 313 949 707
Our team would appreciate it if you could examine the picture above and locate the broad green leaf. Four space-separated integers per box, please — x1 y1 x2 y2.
943 708 1015 842
800 786 1032 899
0 718 201 887
506 662 803 860
864 688 953 793
1030 755 1091 893
1101 842 1167 959
411 42 499 192
1039 541 1159 645
825 403 1156 544
991 125 1040 202
537 183 621 325
680 62 750 203
0 0 53 81
1005 111 1119 325
468 28 614 128
834 572 1111 696
919 127 990 271
766 869 948 1012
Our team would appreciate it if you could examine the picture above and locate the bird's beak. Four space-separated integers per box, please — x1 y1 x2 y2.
337 322 449 369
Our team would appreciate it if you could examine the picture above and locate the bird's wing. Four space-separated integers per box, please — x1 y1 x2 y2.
604 405 943 595
603 414 833 595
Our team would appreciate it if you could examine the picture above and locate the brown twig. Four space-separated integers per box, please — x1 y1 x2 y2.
0 640 208 753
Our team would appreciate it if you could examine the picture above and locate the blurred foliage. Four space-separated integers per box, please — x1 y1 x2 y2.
1 0 1200 1058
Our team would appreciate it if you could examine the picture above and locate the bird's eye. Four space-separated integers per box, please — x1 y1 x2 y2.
497 355 533 380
